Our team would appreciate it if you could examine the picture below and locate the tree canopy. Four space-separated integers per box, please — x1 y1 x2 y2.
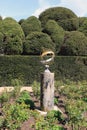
21 16 42 36
44 20 65 54
0 17 24 54
23 31 55 55
59 31 87 56
0 7 86 56
39 7 78 31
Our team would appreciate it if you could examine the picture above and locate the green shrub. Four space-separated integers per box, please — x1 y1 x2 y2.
78 17 87 27
21 16 42 36
11 78 23 87
44 20 65 54
59 31 87 56
39 7 77 29
0 90 9 107
0 17 24 39
46 110 63 123
18 19 25 25
0 56 87 86
4 35 23 55
54 97 58 105
17 91 35 109
59 18 79 31
2 103 30 130
32 80 40 99
58 82 87 129
23 31 55 55
0 17 24 55
33 110 64 130
78 19 87 36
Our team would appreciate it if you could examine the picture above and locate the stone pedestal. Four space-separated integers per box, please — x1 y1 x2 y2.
40 71 54 111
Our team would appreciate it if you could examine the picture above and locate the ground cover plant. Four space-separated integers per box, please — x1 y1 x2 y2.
0 79 65 130
55 80 87 130
0 79 87 129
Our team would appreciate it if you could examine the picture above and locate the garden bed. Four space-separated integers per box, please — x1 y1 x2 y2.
0 80 87 130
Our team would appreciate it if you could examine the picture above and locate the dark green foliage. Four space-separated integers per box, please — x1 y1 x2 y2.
46 110 62 121
0 55 43 86
82 97 87 102
45 110 64 130
23 31 55 55
59 31 87 56
21 16 42 36
0 16 2 20
33 110 64 130
2 103 29 130
0 17 24 39
78 17 87 27
0 32 4 42
0 86 31 130
0 91 9 107
78 18 87 36
39 7 77 30
58 82 87 129
0 32 4 54
59 18 79 31
17 91 35 109
4 35 23 54
44 20 65 54
32 80 40 99
53 56 87 81
0 56 87 86
18 19 25 25
0 17 24 55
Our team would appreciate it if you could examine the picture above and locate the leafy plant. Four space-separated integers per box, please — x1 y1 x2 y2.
0 90 10 107
32 80 40 99
17 91 35 109
54 97 58 105
2 103 30 130
60 81 87 129
23 31 55 55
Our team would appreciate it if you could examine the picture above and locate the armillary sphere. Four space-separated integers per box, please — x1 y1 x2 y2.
40 50 55 65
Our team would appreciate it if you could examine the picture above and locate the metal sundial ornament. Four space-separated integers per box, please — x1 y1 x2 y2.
40 50 55 72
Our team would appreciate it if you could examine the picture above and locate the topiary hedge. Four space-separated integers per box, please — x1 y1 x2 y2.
21 16 42 36
0 56 87 86
59 31 87 56
39 7 78 30
0 17 24 55
78 18 87 36
23 31 55 55
43 20 65 54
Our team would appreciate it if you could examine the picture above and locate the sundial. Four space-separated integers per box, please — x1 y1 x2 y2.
40 50 55 72
40 50 55 111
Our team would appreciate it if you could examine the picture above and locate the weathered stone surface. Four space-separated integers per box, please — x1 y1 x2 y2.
40 71 54 111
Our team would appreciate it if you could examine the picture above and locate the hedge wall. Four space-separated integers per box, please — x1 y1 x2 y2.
0 56 87 86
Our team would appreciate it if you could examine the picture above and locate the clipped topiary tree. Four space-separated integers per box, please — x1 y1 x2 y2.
59 31 87 56
0 32 4 54
44 20 65 54
23 31 55 55
78 17 87 28
21 16 42 36
59 18 79 31
0 16 2 20
18 19 25 25
4 35 23 55
0 17 24 54
78 18 87 36
0 17 24 39
39 7 78 31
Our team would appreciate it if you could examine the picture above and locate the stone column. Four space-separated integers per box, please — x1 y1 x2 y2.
40 69 54 111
